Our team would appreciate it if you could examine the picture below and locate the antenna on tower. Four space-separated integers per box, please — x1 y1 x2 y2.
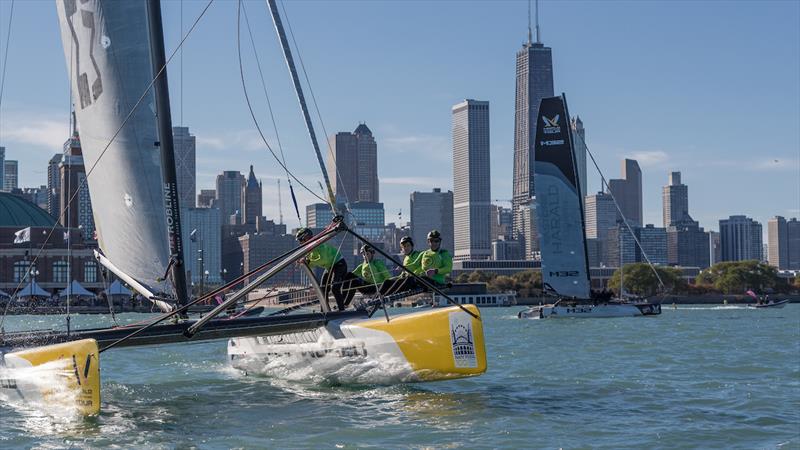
527 0 532 45
535 0 541 44
277 179 284 225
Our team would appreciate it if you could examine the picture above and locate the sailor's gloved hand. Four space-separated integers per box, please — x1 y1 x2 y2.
425 269 437 277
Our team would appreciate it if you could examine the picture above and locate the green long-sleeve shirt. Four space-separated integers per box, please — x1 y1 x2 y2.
305 243 342 270
353 260 391 285
401 250 424 276
420 248 452 284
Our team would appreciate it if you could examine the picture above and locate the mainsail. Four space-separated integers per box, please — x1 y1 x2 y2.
533 95 591 299
56 0 171 294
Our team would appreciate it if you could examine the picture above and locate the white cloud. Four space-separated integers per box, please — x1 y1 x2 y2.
196 129 270 152
382 134 450 160
625 150 669 167
2 116 70 150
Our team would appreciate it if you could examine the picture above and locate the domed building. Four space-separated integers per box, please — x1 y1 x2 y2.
0 192 100 297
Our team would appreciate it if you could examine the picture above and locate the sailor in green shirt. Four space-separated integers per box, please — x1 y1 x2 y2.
346 245 391 301
419 229 452 285
296 227 349 311
379 236 423 296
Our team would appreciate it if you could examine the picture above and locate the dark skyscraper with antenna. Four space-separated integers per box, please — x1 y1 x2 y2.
511 0 554 256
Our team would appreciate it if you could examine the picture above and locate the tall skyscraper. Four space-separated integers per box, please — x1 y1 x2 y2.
59 132 95 238
47 153 62 219
181 207 222 285
768 216 800 269
663 171 689 227
3 160 18 191
667 215 709 268
707 230 721 266
608 158 642 226
571 116 588 207
410 188 454 254
216 171 245 224
511 8 554 252
585 191 618 267
173 127 196 208
242 165 262 225
719 215 763 262
452 99 491 261
328 123 378 204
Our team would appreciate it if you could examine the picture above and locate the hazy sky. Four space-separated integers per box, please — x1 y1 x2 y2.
1 0 798 234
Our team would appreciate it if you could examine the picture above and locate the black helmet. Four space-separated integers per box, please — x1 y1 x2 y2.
295 227 312 242
400 236 413 246
360 244 375 254
427 230 441 240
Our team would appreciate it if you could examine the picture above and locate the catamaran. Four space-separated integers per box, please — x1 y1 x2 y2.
517 95 662 319
0 0 486 417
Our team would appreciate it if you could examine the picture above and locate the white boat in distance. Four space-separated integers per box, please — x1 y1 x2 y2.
518 299 661 319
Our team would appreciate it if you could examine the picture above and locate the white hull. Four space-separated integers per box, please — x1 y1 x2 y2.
518 302 661 319
228 305 487 383
748 299 789 309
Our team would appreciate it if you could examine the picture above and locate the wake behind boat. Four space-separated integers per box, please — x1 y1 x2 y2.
517 95 661 320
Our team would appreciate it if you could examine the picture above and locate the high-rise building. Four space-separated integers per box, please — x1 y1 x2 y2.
197 189 216 208
662 171 689 227
328 124 378 204
490 204 513 242
607 159 642 226
719 215 763 262
667 215 710 268
59 132 95 239
216 171 245 224
173 126 196 208
571 116 588 206
181 207 222 285
47 153 62 219
707 230 721 266
242 165 262 225
305 201 386 267
0 146 4 190
768 216 800 269
21 186 49 211
606 224 638 268
3 160 18 191
511 14 554 252
410 188 454 255
239 221 297 286
452 99 491 261
637 224 668 266
585 191 619 267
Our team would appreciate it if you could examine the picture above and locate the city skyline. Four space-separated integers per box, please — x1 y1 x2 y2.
0 1 796 237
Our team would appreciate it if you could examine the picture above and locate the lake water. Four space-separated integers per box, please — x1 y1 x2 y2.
1 305 798 449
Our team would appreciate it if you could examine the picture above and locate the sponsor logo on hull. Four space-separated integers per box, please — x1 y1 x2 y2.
449 312 477 368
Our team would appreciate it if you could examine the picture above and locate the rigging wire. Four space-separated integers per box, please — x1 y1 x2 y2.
0 0 215 331
578 133 668 294
235 0 328 206
240 1 300 225
0 0 14 147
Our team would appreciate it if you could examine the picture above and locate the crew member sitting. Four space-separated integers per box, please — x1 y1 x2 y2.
295 227 349 311
418 229 452 287
345 245 391 303
379 236 423 296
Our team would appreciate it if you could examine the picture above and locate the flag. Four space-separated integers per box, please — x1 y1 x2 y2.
13 227 31 244
64 231 71 243
745 289 758 299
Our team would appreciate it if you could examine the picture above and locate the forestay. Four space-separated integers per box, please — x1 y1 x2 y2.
56 0 171 294
533 95 591 299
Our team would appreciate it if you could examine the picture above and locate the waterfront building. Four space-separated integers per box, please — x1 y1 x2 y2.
667 215 710 268
20 186 49 211
242 165 262 225
216 171 245 224
570 117 588 208
173 126 196 208
490 205 513 242
452 99 491 261
410 188 454 255
3 160 18 192
181 207 222 285
197 189 216 208
585 191 618 265
491 236 522 261
59 132 95 239
605 224 638 268
637 224 668 266
707 230 721 266
768 216 800 269
47 153 62 219
328 123 378 204
720 215 763 262
239 221 298 286
511 13 554 254
608 159 642 226
662 171 689 227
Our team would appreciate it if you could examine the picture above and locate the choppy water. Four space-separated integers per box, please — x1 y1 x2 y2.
1 305 798 449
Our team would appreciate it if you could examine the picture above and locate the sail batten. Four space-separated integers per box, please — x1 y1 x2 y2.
534 95 592 299
57 0 172 294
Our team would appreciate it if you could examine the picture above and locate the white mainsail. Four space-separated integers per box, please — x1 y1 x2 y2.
56 0 171 294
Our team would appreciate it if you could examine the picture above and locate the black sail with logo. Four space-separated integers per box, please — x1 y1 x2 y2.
533 95 591 299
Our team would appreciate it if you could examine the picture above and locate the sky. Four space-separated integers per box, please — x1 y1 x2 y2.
0 0 798 236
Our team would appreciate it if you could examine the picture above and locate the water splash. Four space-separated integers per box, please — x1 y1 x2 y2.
0 359 85 423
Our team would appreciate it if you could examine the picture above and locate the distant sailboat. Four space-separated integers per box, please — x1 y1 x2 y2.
518 95 661 319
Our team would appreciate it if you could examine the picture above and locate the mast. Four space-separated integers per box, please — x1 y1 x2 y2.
146 0 189 308
266 0 337 211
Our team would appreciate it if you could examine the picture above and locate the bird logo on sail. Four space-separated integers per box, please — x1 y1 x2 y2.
449 312 477 368
542 114 561 134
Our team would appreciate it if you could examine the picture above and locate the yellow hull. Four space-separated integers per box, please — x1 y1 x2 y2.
2 338 101 416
